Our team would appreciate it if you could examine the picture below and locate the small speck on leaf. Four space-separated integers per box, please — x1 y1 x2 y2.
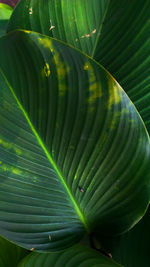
78 186 85 193
92 29 96 34
49 25 55 31
29 7 33 14
30 248 34 251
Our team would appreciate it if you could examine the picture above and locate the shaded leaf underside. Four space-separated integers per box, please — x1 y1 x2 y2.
0 30 149 251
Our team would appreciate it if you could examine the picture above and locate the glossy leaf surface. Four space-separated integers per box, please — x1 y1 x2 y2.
0 30 149 251
7 0 109 56
0 3 12 37
18 245 122 267
97 207 150 267
7 0 150 133
0 235 28 267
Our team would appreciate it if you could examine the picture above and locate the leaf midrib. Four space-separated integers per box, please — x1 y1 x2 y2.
0 69 89 233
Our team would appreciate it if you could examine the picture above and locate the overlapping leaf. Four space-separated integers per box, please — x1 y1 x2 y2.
18 245 122 267
7 0 109 56
0 30 149 251
97 206 150 267
7 0 150 133
0 235 28 267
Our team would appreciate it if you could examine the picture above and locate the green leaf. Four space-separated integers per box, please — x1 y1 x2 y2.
7 0 150 133
96 206 150 267
18 245 122 267
0 30 149 251
94 0 150 134
0 3 12 37
0 235 29 267
6 0 110 56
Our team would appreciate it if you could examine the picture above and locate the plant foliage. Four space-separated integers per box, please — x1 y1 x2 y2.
0 0 149 266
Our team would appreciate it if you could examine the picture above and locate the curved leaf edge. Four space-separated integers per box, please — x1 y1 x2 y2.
17 244 123 267
4 28 150 141
0 29 149 247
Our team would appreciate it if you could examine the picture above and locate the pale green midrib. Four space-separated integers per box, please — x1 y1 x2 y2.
91 0 110 58
0 69 89 233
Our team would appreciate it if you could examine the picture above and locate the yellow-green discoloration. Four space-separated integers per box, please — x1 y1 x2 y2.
38 37 53 50
33 176 38 182
42 63 51 77
0 139 22 155
108 78 122 109
84 64 89 70
52 50 70 96
74 174 77 180
0 164 22 175
84 62 102 104
38 37 70 96
24 30 31 34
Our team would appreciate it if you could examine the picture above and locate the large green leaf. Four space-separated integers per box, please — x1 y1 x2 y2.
0 3 12 37
6 0 110 56
18 245 122 267
7 0 150 133
0 30 149 251
0 235 28 267
96 206 150 267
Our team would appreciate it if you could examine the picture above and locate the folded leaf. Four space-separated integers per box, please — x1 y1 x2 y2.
7 0 150 133
0 30 149 251
18 245 122 267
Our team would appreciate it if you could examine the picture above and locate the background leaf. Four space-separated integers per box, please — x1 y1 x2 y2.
94 0 150 134
0 30 149 251
18 245 122 267
0 3 12 37
0 235 28 267
96 206 150 267
7 0 110 56
7 0 150 133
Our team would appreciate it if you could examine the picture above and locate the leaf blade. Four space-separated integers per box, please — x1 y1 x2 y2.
97 206 150 267
0 30 149 251
7 0 150 133
18 245 122 267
